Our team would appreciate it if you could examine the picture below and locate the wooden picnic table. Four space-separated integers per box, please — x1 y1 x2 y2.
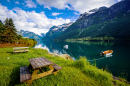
20 57 62 85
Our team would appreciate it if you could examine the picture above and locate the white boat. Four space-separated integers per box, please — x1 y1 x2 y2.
63 45 68 49
100 50 113 56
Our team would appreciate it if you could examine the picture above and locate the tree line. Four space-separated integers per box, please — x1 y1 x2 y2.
0 18 37 46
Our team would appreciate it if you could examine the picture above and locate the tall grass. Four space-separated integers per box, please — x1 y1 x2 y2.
0 48 129 86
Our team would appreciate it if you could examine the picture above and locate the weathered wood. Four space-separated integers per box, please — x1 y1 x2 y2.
20 66 31 83
35 58 45 67
29 57 54 69
13 50 29 53
27 80 33 86
20 67 24 83
31 70 53 80
32 69 39 76
48 65 54 70
52 63 62 71
32 58 42 68
28 59 39 69
24 66 31 81
13 47 29 53
39 57 52 66
22 57 62 85
13 47 29 49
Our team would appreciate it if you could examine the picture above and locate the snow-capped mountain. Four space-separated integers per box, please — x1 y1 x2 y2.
20 30 44 40
55 0 130 40
49 22 73 32
43 22 73 41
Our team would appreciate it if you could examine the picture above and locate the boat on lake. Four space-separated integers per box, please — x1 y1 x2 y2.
100 50 113 56
63 45 68 49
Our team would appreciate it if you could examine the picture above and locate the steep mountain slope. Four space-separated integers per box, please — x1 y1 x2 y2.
55 0 130 40
20 30 44 40
43 22 73 41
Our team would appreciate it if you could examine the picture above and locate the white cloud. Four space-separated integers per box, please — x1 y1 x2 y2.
46 7 51 10
25 0 36 8
73 12 79 15
36 0 117 13
15 1 20 4
52 12 63 16
36 0 67 9
7 0 10 3
0 4 70 35
118 0 121 2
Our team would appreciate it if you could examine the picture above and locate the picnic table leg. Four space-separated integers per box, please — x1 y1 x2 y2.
32 69 39 76
27 69 39 85
53 72 58 75
48 65 54 70
27 80 33 86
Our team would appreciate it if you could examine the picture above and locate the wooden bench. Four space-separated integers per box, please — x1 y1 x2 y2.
52 63 63 75
13 47 29 53
20 66 31 83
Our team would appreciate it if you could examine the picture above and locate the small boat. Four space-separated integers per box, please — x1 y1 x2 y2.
100 50 113 56
63 45 68 49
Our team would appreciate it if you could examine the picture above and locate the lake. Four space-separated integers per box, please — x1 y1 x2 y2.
35 41 130 81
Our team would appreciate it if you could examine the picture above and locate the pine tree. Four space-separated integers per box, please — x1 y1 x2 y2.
3 18 18 43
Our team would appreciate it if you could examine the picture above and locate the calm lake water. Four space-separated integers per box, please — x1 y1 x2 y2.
35 41 130 81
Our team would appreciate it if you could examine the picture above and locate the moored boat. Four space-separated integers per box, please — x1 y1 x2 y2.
100 50 113 56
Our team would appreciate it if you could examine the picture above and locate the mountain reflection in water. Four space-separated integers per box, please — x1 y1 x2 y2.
35 41 130 81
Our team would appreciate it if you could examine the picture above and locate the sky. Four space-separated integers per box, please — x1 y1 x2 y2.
0 0 120 35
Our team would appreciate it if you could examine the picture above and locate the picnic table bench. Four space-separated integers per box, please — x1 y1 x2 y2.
20 57 62 85
13 47 29 53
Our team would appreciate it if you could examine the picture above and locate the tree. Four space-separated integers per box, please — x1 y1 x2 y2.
3 18 18 43
4 18 9 27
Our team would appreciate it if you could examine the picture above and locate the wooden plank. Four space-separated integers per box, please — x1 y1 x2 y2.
52 63 62 70
20 67 24 83
13 47 29 49
20 66 24 73
32 69 39 76
24 66 31 81
32 58 42 68
20 66 31 83
48 65 54 70
35 58 45 67
43 57 54 64
39 57 53 65
31 70 53 81
20 66 26 83
35 58 46 67
38 57 50 66
28 59 38 69
13 50 29 53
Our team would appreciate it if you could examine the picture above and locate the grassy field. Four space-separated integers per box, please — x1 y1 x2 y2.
0 48 129 86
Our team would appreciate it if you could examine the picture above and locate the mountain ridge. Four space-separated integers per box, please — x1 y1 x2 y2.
54 0 130 40
20 30 44 41
43 22 73 41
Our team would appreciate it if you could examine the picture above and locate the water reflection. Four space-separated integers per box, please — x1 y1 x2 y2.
88 55 113 61
35 41 114 60
34 41 130 81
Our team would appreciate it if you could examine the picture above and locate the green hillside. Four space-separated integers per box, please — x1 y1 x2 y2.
53 0 130 41
0 48 129 86
55 12 130 41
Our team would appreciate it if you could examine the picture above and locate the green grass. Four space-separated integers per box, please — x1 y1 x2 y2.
0 48 129 86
